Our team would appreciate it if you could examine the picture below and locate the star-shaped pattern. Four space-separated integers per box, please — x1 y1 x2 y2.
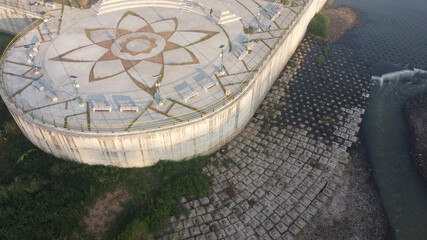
50 11 219 96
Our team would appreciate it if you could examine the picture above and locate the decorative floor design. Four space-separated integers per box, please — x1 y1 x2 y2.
1 0 308 132
50 10 219 96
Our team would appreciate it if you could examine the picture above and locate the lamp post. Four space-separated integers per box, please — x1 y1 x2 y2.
70 75 84 106
153 74 165 105
219 44 225 75
257 5 262 29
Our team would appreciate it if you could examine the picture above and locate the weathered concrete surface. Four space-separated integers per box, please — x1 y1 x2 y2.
0 5 36 35
1 0 328 167
0 0 50 35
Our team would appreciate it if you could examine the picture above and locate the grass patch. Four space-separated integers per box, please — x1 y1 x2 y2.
307 13 330 38
317 54 325 66
287 60 297 68
106 157 211 239
221 158 234 168
0 132 211 239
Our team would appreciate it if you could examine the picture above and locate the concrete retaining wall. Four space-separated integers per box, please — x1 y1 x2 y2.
7 0 327 167
0 5 36 35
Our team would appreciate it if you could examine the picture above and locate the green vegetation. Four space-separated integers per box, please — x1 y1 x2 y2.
280 0 290 5
0 110 211 240
0 119 211 240
287 60 297 68
321 71 326 80
291 1 299 7
107 158 211 239
0 33 12 54
307 13 330 38
317 54 325 66
221 158 234 168
0 34 212 239
323 44 331 57
243 26 255 34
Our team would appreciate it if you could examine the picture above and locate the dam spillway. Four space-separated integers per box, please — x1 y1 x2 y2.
0 0 327 167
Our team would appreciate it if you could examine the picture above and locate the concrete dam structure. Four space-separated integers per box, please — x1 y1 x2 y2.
0 0 327 167
0 0 42 35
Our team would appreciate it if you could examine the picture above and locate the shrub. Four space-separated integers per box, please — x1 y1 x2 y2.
317 55 325 66
221 158 234 168
287 60 297 68
307 13 330 38
117 220 152 240
243 26 255 34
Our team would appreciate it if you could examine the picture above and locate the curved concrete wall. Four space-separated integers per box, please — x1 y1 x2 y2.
5 0 327 167
0 5 36 35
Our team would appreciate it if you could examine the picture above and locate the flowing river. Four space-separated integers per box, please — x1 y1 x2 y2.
365 70 427 239
334 0 427 238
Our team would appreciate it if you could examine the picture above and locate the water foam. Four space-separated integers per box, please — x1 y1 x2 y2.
371 68 427 86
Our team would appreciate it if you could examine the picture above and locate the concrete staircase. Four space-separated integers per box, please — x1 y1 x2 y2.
92 0 186 15
217 10 241 25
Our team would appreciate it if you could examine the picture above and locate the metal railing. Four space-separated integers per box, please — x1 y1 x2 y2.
0 0 310 132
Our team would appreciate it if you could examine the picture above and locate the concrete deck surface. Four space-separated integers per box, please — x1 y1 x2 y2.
1 0 305 131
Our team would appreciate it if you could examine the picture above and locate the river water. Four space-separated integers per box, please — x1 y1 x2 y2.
334 0 427 239
366 70 427 239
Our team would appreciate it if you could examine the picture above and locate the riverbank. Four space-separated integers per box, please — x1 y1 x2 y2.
300 133 390 239
310 0 360 43
322 6 360 42
405 94 427 181
298 2 389 238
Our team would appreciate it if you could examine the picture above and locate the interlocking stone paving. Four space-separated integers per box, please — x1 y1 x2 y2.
159 36 371 239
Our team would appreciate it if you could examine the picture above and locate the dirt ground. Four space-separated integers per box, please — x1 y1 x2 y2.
322 6 360 42
82 188 130 239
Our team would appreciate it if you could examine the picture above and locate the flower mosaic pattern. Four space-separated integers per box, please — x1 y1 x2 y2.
50 11 219 96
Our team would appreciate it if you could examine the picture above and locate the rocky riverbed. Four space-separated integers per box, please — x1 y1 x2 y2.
405 94 427 181
299 134 390 239
297 1 390 238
